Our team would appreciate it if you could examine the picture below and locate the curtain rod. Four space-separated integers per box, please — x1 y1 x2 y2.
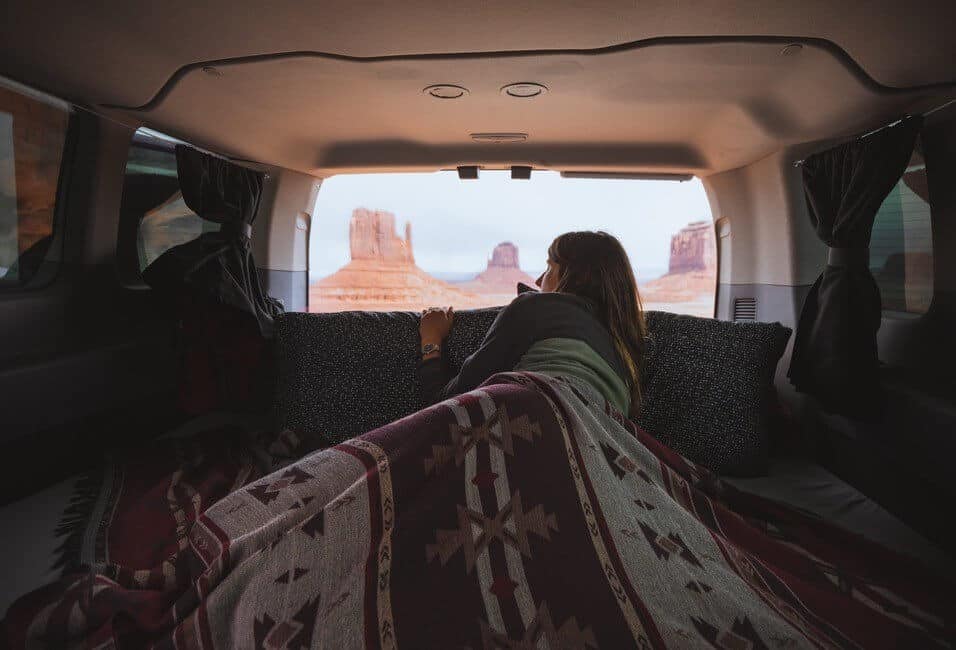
0 74 245 167
924 97 956 117
792 99 955 168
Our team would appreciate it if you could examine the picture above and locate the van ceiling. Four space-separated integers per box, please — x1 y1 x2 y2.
3 1 955 177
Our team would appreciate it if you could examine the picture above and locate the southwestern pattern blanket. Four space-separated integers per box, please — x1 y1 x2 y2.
5 372 955 648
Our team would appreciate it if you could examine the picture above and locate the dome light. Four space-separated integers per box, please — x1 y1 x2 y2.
423 84 469 99
501 82 548 99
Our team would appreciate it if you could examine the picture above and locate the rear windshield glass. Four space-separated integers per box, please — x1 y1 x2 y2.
309 171 715 316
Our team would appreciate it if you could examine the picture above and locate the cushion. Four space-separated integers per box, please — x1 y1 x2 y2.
275 307 791 474
274 311 419 447
443 307 503 373
636 311 791 476
274 308 504 446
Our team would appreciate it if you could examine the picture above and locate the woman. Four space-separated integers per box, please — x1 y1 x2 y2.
419 231 647 418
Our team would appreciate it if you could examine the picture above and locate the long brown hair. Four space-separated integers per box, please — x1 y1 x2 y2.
548 231 648 416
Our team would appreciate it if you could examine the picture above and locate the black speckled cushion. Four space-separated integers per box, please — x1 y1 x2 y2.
637 311 791 476
274 311 419 447
275 307 790 474
274 308 505 446
443 307 502 373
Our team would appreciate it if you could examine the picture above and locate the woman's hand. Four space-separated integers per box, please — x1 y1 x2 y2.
420 306 454 349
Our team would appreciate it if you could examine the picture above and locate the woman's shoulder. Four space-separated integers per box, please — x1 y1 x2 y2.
508 290 592 307
504 291 595 317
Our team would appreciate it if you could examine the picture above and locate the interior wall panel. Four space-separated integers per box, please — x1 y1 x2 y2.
703 150 824 287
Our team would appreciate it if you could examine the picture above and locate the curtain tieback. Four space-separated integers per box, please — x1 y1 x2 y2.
220 222 253 240
827 246 869 267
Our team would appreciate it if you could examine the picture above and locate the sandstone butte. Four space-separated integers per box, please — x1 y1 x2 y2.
309 208 718 316
309 208 526 312
638 220 717 311
460 241 538 303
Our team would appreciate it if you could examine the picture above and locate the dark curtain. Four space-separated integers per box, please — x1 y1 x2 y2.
788 116 922 418
142 145 283 337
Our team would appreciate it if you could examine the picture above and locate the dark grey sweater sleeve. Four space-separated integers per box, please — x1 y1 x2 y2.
417 356 449 406
418 296 534 406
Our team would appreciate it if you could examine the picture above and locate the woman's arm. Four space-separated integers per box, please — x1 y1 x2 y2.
420 295 535 405
418 307 454 405
418 356 448 405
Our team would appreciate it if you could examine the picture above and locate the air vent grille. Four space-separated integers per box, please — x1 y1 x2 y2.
733 298 757 322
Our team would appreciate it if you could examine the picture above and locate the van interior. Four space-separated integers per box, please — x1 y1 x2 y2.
2 2 955 648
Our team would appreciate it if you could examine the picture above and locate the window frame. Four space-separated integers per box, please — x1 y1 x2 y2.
116 130 178 286
305 171 718 317
116 128 216 287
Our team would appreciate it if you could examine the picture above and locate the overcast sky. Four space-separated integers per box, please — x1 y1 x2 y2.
310 171 711 282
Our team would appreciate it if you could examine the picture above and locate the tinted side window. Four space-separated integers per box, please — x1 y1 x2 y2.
870 144 933 313
0 84 70 288
119 130 218 277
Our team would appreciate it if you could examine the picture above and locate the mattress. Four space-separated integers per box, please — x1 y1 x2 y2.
723 457 956 577
0 474 78 617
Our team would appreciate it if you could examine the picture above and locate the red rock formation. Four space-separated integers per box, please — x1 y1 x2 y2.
311 209 717 316
462 242 537 299
349 208 414 265
640 220 717 317
310 208 506 312
309 259 488 312
667 220 716 274
489 241 519 269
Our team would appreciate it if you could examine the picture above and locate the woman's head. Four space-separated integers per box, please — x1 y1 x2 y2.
538 231 648 415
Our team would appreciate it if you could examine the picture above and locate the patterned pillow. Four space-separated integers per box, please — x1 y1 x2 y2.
274 308 505 446
636 311 791 476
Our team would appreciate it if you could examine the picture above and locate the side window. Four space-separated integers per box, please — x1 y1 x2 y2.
870 142 933 313
119 129 217 276
0 83 70 288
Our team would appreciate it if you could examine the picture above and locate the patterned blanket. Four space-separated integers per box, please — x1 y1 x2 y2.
5 372 954 648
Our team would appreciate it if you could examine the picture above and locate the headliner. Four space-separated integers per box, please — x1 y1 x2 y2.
2 1 955 176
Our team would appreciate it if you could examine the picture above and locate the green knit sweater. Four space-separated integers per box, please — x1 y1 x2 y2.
514 337 630 414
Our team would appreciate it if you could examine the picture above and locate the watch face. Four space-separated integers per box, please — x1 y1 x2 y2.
422 343 439 355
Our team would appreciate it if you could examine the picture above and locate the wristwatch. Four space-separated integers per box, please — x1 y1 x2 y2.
421 343 441 357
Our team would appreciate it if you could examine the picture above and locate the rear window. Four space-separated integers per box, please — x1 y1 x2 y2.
119 129 218 276
308 171 715 316
870 143 933 313
0 83 70 288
